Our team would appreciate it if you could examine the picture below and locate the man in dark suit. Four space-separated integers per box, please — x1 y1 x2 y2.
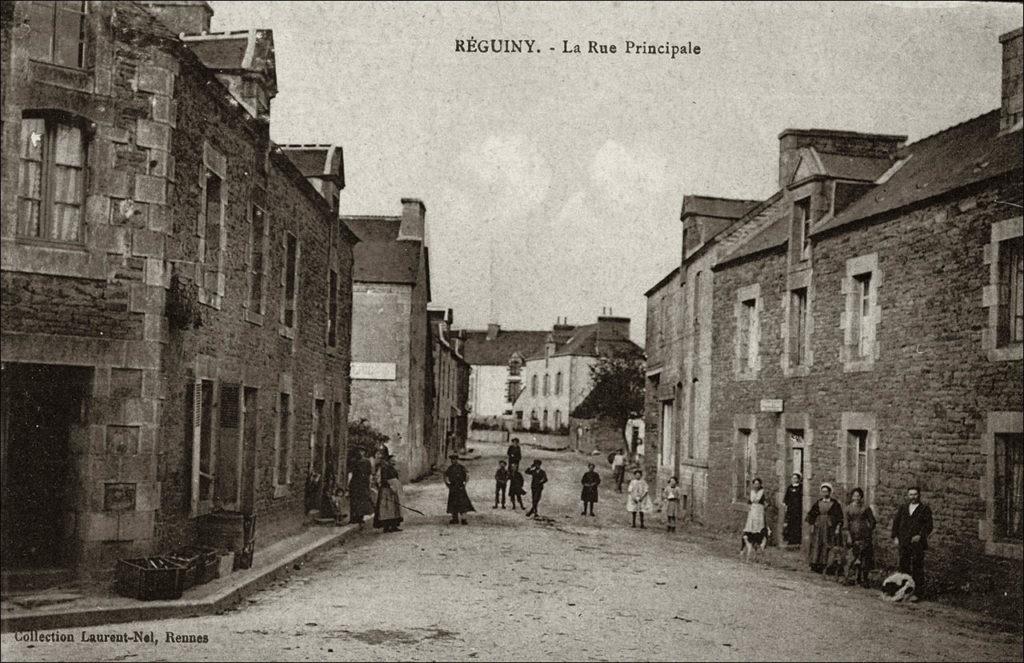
891 486 934 595
507 438 522 469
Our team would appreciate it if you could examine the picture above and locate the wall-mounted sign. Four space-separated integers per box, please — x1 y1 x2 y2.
351 362 397 381
104 483 137 512
760 398 784 413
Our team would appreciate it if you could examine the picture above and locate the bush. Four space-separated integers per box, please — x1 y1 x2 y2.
348 418 388 461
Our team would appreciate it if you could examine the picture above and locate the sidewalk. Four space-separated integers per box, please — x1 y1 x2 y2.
0 522 362 634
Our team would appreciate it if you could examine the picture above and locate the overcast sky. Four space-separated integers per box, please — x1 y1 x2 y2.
211 1 1021 343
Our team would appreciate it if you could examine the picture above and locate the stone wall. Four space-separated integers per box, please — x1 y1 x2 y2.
709 174 1023 581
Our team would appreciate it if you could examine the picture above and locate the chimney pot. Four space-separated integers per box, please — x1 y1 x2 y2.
486 323 500 341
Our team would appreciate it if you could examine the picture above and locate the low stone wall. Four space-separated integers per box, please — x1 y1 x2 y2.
468 430 571 451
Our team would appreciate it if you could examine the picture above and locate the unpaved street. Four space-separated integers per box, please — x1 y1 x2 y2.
3 443 1021 662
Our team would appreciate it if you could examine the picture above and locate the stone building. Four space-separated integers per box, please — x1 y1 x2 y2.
0 0 356 583
461 323 556 427
700 27 1022 579
428 308 470 462
514 316 641 434
344 199 432 482
642 197 759 518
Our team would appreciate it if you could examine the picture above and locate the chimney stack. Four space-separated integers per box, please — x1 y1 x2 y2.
139 0 213 35
597 316 630 340
486 323 500 341
1000 27 1023 135
398 198 426 243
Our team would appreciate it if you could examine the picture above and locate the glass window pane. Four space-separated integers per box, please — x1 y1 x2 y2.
21 119 45 160
53 124 83 166
50 204 81 241
19 160 42 200
54 8 85 68
18 200 41 237
28 2 55 61
52 164 81 203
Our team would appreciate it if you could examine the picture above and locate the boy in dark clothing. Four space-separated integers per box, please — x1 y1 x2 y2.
507 438 522 468
508 463 526 510
524 459 548 518
580 463 601 516
494 460 509 509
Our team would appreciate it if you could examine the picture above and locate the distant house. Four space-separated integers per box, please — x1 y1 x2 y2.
460 322 566 427
514 316 642 433
344 199 432 482
428 308 471 464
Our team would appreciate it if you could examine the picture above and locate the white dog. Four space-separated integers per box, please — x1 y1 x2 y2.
881 572 916 602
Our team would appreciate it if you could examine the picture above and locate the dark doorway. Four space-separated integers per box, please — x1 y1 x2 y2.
1 362 90 569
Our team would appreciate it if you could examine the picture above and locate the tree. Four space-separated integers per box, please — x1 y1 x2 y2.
573 351 646 430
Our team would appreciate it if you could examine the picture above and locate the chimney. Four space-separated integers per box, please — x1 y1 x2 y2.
597 316 630 340
1000 27 1023 134
777 129 905 189
398 198 426 243
139 0 213 35
486 323 500 341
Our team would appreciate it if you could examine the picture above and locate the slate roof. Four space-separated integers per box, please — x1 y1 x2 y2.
815 109 1022 235
815 152 894 182
540 324 642 359
681 196 761 219
460 330 552 366
344 215 422 285
183 32 248 69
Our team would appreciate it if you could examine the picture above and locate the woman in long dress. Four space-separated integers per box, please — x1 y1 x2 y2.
347 447 374 525
783 473 803 545
373 454 404 533
844 487 876 586
742 477 769 552
806 483 843 572
626 469 653 529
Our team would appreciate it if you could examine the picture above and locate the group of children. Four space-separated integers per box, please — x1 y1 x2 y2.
490 451 685 531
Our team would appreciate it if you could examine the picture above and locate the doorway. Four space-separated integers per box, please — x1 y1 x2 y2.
1 363 91 570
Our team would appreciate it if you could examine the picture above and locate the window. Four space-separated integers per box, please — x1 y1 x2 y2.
790 288 809 367
216 383 242 508
994 433 1022 542
542 409 549 430
17 116 85 242
508 356 522 377
27 1 87 69
848 429 868 497
691 270 703 364
276 392 292 486
199 143 227 304
794 197 812 259
734 428 754 502
201 170 224 282
543 374 550 396
247 201 268 315
332 401 343 476
515 410 523 425
788 430 805 479
327 269 339 347
531 374 538 397
506 380 519 403
530 410 538 430
739 298 757 371
661 400 674 469
554 410 562 430
686 379 698 460
282 232 299 329
311 399 325 475
189 380 216 516
555 371 563 395
997 237 1023 347
853 273 873 358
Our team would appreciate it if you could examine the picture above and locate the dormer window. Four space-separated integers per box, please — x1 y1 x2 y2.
27 1 88 69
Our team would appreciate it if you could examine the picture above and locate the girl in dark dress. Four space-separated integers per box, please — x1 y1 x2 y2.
844 487 876 587
580 463 601 516
783 473 803 545
347 448 374 525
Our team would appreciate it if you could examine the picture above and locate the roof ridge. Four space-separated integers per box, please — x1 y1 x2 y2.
901 108 999 154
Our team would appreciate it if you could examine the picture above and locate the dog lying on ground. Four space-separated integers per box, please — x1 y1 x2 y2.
881 572 916 602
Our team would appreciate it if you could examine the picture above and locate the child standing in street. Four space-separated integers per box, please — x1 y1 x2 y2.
494 460 509 509
627 469 653 529
580 463 601 516
662 476 681 532
508 463 526 510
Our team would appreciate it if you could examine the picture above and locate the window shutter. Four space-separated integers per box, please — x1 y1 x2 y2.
220 384 241 428
190 381 202 516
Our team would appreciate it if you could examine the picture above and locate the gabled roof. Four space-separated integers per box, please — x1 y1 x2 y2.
460 330 552 366
344 215 423 285
814 109 1022 235
681 195 761 220
279 144 345 188
815 151 893 182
